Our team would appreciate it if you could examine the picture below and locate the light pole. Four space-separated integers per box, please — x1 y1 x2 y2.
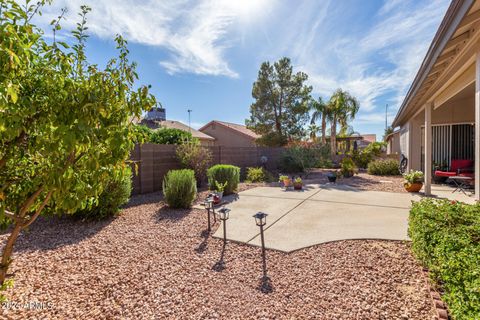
212 206 230 271
203 196 214 233
253 212 268 281
187 109 192 135
385 104 388 132
217 206 230 244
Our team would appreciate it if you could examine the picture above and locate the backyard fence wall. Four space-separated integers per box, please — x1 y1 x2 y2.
130 144 284 194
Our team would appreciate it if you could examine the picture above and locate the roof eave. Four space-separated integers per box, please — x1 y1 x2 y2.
392 0 473 127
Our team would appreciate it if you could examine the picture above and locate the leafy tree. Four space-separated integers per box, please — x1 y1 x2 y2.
133 125 154 143
0 1 155 290
176 140 213 185
328 89 359 154
383 126 394 141
150 128 193 145
309 97 330 144
246 57 312 146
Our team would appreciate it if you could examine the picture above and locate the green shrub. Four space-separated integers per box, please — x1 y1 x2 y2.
340 157 357 177
74 166 132 220
150 128 193 144
245 167 274 183
367 158 399 175
352 141 386 168
279 146 320 173
317 158 333 168
176 140 212 185
409 199 480 319
351 150 371 169
163 169 197 208
207 164 240 195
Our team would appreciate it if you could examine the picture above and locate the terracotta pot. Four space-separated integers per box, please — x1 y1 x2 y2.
293 182 303 190
404 182 423 192
213 191 223 204
283 178 292 187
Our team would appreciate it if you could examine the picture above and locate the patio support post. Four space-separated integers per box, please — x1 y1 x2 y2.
475 51 480 200
424 102 432 196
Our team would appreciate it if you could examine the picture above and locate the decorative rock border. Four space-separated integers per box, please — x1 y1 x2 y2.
423 268 449 319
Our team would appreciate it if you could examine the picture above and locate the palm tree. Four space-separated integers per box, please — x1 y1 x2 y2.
308 123 320 141
310 97 330 144
329 89 360 155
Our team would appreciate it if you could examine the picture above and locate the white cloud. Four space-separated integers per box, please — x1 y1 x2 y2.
34 0 271 78
276 0 450 124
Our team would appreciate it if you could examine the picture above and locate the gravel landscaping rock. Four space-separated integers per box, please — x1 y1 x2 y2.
1 191 433 319
305 169 406 193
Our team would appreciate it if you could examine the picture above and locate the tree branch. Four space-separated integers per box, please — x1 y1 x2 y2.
18 187 44 217
3 210 28 225
22 191 53 229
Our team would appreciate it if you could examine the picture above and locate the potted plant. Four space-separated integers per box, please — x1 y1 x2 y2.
327 171 337 183
213 180 228 204
403 170 424 192
340 157 357 178
279 175 292 188
293 177 303 190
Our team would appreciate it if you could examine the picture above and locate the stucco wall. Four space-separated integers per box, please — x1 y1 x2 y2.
199 138 215 147
411 115 423 171
400 123 410 168
387 132 401 155
200 123 256 147
415 96 475 125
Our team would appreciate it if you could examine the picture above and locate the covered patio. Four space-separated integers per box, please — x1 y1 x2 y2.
392 0 480 201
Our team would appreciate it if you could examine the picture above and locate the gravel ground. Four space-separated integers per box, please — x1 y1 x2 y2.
1 191 434 319
303 169 407 193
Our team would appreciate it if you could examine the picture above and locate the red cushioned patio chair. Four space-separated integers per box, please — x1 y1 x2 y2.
434 159 474 179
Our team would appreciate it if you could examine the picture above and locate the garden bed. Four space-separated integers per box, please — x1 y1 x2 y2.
1 192 434 319
304 169 406 193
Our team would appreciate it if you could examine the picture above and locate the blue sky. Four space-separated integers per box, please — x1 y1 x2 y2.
35 0 450 139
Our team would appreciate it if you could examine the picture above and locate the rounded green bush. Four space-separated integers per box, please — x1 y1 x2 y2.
246 167 266 182
207 164 240 195
163 169 197 208
74 166 132 220
367 158 399 175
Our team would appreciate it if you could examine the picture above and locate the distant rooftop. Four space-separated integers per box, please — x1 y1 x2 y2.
200 120 261 139
156 120 215 141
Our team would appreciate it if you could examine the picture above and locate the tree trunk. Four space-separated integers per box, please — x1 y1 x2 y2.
321 112 327 144
330 115 337 155
0 190 52 285
0 223 22 285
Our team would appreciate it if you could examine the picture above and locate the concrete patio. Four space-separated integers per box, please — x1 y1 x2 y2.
211 184 424 252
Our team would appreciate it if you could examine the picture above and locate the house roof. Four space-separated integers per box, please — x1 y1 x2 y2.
199 120 261 140
155 120 215 140
385 130 400 142
361 134 377 143
392 0 474 127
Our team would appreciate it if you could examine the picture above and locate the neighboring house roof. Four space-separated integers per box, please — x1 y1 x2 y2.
159 120 215 140
392 0 473 127
141 119 215 141
385 130 400 142
199 120 261 140
361 134 377 143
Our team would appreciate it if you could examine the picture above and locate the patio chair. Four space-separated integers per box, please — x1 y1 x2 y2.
434 159 474 179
